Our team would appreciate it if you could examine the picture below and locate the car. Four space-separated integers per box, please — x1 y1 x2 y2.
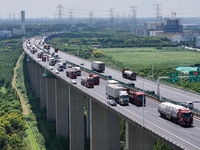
37 58 41 62
80 63 84 65
55 69 59 74
71 79 77 84
181 102 194 109
68 64 72 68
107 99 117 106
127 82 135 88
49 66 53 70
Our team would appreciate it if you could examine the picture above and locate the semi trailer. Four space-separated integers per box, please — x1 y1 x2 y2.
158 102 193 127
122 68 137 80
91 61 105 72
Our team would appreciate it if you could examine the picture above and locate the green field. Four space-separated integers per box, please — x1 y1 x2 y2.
99 47 200 69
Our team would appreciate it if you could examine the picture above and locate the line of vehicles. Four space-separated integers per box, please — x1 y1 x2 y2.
26 38 194 127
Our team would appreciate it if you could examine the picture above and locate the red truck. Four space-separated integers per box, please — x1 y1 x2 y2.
54 48 58 53
42 55 47 62
122 68 137 80
158 102 193 127
66 70 77 79
125 89 146 106
81 77 94 88
89 73 100 85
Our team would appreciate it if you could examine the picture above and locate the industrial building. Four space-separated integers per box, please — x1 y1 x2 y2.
13 10 25 35
163 18 183 33
0 30 12 38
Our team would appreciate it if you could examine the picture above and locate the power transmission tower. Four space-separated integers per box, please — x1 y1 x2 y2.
154 4 162 22
171 11 177 18
56 4 65 22
130 6 137 26
68 9 74 24
89 11 94 25
108 8 115 25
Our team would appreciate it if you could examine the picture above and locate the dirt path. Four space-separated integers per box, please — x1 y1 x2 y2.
12 52 29 115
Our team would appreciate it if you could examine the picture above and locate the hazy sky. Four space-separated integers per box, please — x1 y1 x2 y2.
0 0 200 19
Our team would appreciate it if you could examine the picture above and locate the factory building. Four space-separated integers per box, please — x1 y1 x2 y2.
13 10 25 35
163 18 183 33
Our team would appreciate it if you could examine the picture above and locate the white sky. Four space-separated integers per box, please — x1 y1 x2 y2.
0 0 200 19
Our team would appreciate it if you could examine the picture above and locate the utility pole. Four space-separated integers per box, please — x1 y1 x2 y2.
154 4 162 22
130 6 137 26
56 4 65 23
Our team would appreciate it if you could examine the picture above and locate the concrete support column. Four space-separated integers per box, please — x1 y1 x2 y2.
35 65 41 99
69 85 84 150
56 79 69 139
32 61 36 91
46 77 56 121
90 100 120 150
40 68 47 108
126 121 154 150
86 97 90 140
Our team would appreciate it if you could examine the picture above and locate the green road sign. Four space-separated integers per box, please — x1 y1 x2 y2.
169 72 178 83
189 71 200 82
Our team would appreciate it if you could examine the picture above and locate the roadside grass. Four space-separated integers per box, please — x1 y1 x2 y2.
25 122 40 150
99 47 200 69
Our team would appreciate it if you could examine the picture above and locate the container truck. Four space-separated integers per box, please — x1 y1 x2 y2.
81 76 94 88
57 63 64 71
122 69 137 80
89 73 100 85
91 61 105 72
158 102 193 127
106 84 129 106
125 89 146 106
74 67 81 76
66 70 77 79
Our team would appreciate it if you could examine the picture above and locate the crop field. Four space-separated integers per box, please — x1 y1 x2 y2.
99 47 200 69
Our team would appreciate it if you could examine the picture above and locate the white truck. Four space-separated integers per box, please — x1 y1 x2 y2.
73 67 81 76
106 84 129 106
57 63 64 71
91 61 105 72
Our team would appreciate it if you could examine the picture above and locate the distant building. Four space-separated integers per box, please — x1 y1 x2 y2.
0 30 12 38
144 22 163 35
13 10 25 35
196 37 200 47
163 18 183 33
21 10 25 34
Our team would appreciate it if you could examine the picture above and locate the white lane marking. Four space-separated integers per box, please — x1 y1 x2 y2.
196 127 200 130
139 108 147 113
153 108 157 111
180 128 191 134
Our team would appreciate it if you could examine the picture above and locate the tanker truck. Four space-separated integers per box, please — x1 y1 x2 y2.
81 76 94 88
91 61 105 72
106 84 129 106
158 102 193 127
122 69 137 80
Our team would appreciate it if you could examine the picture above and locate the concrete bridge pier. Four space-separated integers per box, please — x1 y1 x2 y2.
40 68 47 108
90 100 120 150
55 79 69 139
86 97 90 140
46 77 56 121
69 85 84 150
126 121 154 150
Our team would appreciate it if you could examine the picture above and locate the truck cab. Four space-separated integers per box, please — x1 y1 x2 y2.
118 91 129 105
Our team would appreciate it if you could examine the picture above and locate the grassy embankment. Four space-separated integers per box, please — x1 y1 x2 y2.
12 52 40 150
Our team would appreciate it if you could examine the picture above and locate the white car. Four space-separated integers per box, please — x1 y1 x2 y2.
55 69 59 74
37 58 41 62
71 79 77 84
49 66 53 70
